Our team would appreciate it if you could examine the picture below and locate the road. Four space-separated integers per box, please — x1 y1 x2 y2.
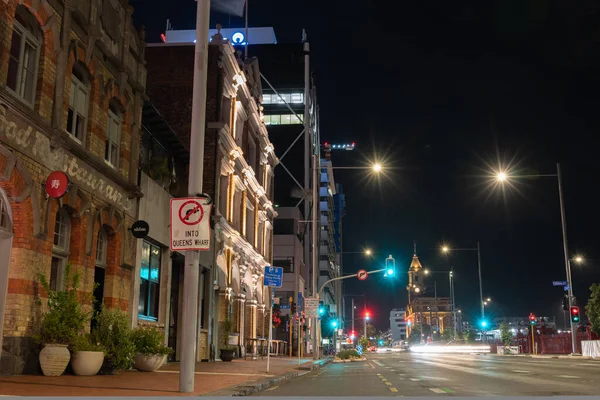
254 352 600 396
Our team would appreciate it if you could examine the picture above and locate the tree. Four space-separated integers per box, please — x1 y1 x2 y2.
408 324 423 344
359 336 369 349
586 283 600 336
442 328 453 341
465 330 475 343
366 323 377 339
499 322 513 349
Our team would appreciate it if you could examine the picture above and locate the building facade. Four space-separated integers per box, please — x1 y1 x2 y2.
0 0 146 374
144 32 277 359
319 160 339 318
389 308 407 341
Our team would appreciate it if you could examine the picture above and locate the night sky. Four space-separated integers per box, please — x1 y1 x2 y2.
131 0 600 331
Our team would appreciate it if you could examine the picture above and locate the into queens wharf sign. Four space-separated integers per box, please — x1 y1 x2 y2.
0 105 133 212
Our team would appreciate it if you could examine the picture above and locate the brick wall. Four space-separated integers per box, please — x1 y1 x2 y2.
0 0 146 375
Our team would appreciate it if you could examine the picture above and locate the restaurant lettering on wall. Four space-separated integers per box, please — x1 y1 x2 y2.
0 105 133 213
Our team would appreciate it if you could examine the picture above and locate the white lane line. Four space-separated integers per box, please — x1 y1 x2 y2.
390 369 396 371
157 370 274 377
429 388 446 394
420 376 450 381
373 360 385 366
512 370 531 373
410 378 420 381
555 375 580 379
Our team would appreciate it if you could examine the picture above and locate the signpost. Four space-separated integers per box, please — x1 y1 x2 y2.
170 197 212 251
304 297 320 318
357 270 368 281
264 267 284 373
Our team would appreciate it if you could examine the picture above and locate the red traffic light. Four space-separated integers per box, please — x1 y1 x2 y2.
529 313 535 320
570 306 579 315
365 312 370 317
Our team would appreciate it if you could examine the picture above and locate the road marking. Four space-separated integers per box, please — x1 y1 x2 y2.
386 382 393 386
419 376 450 381
429 388 445 394
555 375 580 379
390 369 396 371
266 386 279 391
377 373 382 376
511 370 531 373
410 378 421 381
397 373 407 376
381 378 388 382
373 360 385 366
390 388 398 393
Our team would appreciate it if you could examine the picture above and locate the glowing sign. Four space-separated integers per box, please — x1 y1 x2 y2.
231 32 246 45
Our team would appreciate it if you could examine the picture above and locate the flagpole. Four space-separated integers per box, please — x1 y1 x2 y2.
244 0 248 58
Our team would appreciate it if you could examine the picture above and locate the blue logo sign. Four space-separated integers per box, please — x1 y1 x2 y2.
298 292 303 312
263 266 283 288
231 32 245 45
553 281 568 286
564 285 570 291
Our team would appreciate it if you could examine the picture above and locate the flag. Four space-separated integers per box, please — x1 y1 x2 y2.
212 0 246 17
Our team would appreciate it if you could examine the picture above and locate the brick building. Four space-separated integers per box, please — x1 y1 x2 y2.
144 31 277 359
0 0 146 374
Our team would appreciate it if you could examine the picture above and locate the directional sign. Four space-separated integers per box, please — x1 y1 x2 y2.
553 281 568 286
264 266 283 287
304 297 320 318
564 285 570 291
357 269 368 281
170 197 212 251
356 345 363 355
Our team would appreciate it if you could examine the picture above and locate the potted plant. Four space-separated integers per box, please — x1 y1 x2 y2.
70 334 105 376
131 325 173 372
220 318 236 362
35 264 91 376
91 307 136 375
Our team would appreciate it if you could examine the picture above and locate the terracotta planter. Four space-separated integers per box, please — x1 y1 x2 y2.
220 349 235 362
71 351 105 376
39 344 71 376
133 354 167 372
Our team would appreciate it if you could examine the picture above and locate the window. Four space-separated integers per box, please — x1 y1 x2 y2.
139 241 161 320
7 7 40 106
105 105 121 168
263 114 303 126
246 197 255 244
291 93 304 104
0 193 11 231
275 258 293 273
66 68 89 142
274 219 295 235
95 228 107 267
262 93 305 105
51 208 71 291
247 136 257 172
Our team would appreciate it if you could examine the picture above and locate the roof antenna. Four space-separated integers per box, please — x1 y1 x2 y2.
413 240 417 256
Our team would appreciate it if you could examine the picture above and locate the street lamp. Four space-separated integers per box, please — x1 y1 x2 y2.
422 268 457 339
494 163 577 354
441 243 484 319
372 163 382 172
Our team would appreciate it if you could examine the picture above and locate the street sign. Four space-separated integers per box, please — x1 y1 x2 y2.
45 171 70 199
130 220 150 239
356 345 363 355
553 281 568 286
170 197 212 251
357 269 368 281
347 338 353 344
304 297 320 318
298 292 303 312
338 329 343 336
263 266 284 287
564 285 570 291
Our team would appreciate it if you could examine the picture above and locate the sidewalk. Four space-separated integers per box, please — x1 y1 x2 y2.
0 356 331 397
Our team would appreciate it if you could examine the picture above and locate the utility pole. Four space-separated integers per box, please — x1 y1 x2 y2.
351 298 355 338
180 0 210 393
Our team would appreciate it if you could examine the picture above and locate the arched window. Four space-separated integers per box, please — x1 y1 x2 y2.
66 65 89 143
51 208 71 291
105 103 121 168
95 228 107 267
7 6 41 107
0 189 11 232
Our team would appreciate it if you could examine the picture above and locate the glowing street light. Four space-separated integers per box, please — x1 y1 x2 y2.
372 163 382 173
496 171 507 182
574 256 584 264
365 249 372 256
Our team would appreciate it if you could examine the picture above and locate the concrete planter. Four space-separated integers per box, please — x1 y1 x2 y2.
71 351 105 376
39 344 71 376
133 354 167 372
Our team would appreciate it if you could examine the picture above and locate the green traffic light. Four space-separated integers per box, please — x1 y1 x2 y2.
387 268 394 276
331 320 338 328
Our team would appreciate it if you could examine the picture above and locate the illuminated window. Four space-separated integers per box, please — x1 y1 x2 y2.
280 114 291 125
139 241 161 320
7 6 41 107
269 114 280 125
263 114 303 126
66 67 89 143
291 93 304 104
262 94 272 103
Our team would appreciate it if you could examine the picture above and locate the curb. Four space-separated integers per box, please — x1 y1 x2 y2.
203 359 332 396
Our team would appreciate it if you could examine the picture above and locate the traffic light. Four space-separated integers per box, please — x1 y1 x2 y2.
570 306 580 323
318 301 325 315
365 311 370 321
331 320 338 328
562 295 569 311
529 314 536 325
350 330 355 338
479 319 488 329
291 302 297 314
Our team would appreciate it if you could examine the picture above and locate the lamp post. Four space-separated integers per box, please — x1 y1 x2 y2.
495 163 577 353
441 244 484 319
424 269 456 339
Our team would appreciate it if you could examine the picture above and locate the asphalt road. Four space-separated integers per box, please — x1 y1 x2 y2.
253 352 600 396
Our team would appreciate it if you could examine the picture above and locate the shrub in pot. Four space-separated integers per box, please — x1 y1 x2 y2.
220 318 236 362
131 326 173 372
35 264 92 377
70 334 105 376
91 307 135 375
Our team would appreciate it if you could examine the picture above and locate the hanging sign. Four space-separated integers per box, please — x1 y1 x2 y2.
130 220 150 239
45 171 70 199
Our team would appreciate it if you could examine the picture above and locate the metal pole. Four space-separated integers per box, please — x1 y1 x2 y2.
364 314 367 340
180 0 210 392
434 281 438 332
266 288 273 373
298 318 301 365
477 242 484 319
557 163 577 354
351 298 355 337
244 0 248 58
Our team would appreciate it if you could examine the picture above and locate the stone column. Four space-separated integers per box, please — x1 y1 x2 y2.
257 305 266 338
234 295 246 357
